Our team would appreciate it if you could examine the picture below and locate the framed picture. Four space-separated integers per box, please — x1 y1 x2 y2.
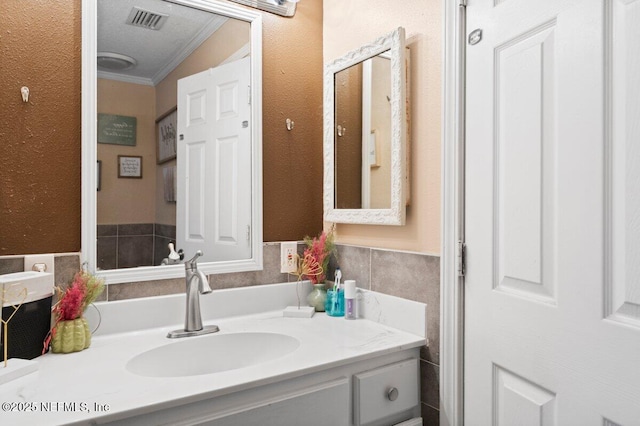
97 113 137 146
97 160 102 191
156 107 177 164
118 155 142 178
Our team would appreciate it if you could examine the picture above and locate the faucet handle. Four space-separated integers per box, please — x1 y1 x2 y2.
185 250 203 271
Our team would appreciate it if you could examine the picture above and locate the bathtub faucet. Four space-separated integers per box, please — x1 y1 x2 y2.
167 250 219 338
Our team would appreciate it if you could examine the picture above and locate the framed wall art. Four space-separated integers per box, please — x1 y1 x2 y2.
156 107 177 164
98 113 137 146
118 155 142 178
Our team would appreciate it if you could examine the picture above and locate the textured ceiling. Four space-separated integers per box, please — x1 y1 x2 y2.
98 0 227 86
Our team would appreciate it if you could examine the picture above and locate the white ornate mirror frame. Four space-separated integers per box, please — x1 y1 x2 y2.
81 0 264 284
323 27 407 225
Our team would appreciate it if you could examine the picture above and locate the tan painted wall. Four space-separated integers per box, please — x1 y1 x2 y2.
324 0 442 254
97 80 156 224
0 0 81 255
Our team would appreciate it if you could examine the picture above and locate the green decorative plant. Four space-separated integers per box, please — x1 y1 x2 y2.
46 271 104 354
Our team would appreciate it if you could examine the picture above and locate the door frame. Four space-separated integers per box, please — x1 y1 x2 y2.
440 0 465 424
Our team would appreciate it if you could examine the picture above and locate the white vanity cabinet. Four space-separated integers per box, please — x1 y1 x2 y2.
106 349 421 426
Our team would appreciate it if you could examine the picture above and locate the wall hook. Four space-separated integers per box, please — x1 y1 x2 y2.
286 118 294 131
21 86 29 103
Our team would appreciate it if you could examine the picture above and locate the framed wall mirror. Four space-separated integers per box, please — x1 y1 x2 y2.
323 27 408 225
81 0 263 284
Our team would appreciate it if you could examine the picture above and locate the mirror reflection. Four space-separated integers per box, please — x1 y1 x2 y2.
324 27 407 226
96 0 254 270
334 51 392 209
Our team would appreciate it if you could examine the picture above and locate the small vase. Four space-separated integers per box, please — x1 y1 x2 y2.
307 283 327 312
51 317 91 354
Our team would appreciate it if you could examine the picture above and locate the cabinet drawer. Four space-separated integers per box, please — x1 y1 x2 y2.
353 358 419 426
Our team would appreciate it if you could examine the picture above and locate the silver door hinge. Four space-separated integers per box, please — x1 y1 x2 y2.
247 85 251 105
246 225 251 242
457 241 466 277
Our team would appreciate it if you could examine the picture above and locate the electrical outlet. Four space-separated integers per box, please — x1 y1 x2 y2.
23 254 55 288
24 254 55 275
280 242 298 273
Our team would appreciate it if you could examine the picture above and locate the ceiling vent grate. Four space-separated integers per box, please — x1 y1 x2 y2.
126 7 168 30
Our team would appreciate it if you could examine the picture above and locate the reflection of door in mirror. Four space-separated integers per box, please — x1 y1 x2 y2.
363 54 391 209
177 58 252 262
334 63 363 209
96 0 250 270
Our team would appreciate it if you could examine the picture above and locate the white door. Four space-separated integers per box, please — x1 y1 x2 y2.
176 57 252 262
465 0 640 424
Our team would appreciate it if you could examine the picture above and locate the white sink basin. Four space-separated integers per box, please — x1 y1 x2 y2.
126 332 300 377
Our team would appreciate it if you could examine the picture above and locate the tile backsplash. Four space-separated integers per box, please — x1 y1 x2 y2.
97 223 176 270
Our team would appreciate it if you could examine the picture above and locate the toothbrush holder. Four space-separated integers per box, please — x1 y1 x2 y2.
325 289 345 317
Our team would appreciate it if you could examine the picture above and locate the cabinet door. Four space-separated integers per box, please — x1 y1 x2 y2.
207 377 349 426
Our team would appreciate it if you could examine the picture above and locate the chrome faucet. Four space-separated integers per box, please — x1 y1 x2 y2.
167 250 219 338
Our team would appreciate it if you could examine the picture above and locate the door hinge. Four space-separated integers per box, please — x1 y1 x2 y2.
246 225 251 242
247 85 251 105
459 0 467 7
457 241 466 277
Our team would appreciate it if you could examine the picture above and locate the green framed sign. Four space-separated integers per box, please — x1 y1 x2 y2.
97 113 137 146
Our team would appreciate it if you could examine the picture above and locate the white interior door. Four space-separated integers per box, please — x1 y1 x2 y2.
465 0 640 424
176 57 252 262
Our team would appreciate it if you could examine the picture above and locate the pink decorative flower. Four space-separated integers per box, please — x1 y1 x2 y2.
52 271 105 322
55 284 85 321
303 229 336 284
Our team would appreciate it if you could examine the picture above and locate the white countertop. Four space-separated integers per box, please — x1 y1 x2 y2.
0 282 426 425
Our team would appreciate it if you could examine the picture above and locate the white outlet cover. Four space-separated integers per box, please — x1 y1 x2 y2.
23 254 55 282
280 242 298 274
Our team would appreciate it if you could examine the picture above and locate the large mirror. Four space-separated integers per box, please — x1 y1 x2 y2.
323 27 408 225
81 0 263 284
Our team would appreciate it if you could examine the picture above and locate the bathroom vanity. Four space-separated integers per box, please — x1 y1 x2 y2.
0 283 426 425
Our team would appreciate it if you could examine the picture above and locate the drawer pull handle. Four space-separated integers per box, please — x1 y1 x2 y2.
387 387 399 401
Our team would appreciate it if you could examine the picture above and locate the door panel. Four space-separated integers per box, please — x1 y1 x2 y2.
177 57 252 262
495 22 557 303
465 0 640 424
215 136 241 244
184 139 206 242
493 365 556 426
606 0 640 327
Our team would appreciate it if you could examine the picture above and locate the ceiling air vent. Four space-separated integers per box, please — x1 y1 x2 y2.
126 7 168 30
